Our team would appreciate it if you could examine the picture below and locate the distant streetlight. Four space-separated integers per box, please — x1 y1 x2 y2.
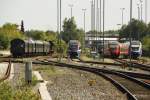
94 0 96 31
82 9 86 33
117 24 121 26
140 0 143 21
82 8 86 49
117 24 121 29
99 0 102 33
137 3 140 20
69 4 73 18
91 1 93 30
96 0 99 31
120 8 125 26
137 3 140 40
91 0 95 31
57 0 59 33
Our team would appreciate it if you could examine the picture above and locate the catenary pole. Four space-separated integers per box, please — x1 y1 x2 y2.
82 9 86 50
102 0 105 62
69 4 73 18
121 8 125 26
129 0 132 68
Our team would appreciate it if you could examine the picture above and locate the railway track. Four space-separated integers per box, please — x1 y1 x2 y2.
1 57 150 80
114 59 150 72
70 59 150 80
1 57 150 99
78 58 122 66
0 60 11 83
78 58 150 72
102 72 150 100
2 57 150 82
36 58 150 100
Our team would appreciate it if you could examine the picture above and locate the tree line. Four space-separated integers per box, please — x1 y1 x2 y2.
119 19 150 56
0 18 84 51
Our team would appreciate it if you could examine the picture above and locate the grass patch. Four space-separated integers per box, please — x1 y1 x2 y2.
0 81 40 100
31 75 39 86
43 67 65 76
34 66 51 71
80 55 93 61
19 74 40 87
34 65 65 76
0 82 13 100
14 87 40 100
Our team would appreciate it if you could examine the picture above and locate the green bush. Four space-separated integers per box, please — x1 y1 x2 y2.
0 33 9 49
0 23 24 49
142 35 150 51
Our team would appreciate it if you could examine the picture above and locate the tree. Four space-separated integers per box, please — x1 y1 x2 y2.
145 23 150 36
0 23 23 49
2 23 19 30
61 17 84 44
142 35 150 51
0 33 9 49
76 29 84 47
25 30 46 40
21 20 25 33
119 19 147 40
25 30 58 42
45 30 57 41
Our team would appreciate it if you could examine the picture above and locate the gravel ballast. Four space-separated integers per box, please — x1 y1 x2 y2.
35 65 127 100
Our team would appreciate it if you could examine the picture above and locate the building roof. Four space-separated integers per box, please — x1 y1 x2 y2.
85 37 119 41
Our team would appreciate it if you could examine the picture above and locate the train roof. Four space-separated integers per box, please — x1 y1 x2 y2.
125 41 141 45
24 39 35 43
11 38 52 45
69 40 79 43
11 38 24 42
108 41 119 44
43 41 50 45
131 41 141 45
69 40 80 44
34 40 44 44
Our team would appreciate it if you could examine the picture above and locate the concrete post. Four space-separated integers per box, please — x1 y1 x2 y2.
25 61 32 84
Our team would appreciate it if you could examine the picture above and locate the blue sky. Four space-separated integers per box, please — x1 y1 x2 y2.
0 0 149 31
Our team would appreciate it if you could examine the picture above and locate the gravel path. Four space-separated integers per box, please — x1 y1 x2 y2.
35 65 127 100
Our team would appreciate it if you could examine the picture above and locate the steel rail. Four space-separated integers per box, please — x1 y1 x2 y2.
0 60 11 83
38 59 150 100
114 59 150 72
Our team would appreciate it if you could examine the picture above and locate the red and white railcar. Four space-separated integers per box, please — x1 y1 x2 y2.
119 42 130 58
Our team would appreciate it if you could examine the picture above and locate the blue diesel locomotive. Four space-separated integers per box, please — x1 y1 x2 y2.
68 40 81 59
